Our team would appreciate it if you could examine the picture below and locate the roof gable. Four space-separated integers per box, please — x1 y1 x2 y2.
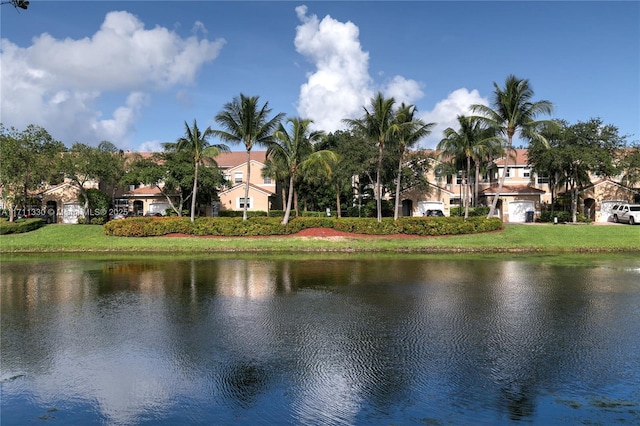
219 182 275 197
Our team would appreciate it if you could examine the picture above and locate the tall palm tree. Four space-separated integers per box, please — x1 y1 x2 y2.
391 103 435 220
213 94 284 220
164 119 229 222
268 117 334 225
471 75 553 218
344 92 396 222
438 115 500 219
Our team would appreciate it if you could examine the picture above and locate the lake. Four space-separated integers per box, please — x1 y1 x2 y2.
1 254 639 425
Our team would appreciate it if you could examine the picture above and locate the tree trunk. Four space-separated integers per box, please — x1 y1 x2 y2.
394 151 403 221
336 183 342 218
487 137 511 219
243 149 251 221
376 141 383 222
8 199 15 222
190 161 198 223
281 174 295 225
474 163 480 208
571 173 578 223
465 155 471 219
156 184 182 216
80 187 90 224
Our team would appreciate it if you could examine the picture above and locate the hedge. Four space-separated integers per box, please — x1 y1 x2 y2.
0 218 46 235
103 216 503 237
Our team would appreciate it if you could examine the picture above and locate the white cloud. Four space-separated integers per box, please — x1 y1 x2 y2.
383 76 424 106
0 11 225 148
294 5 373 132
418 88 488 149
138 139 164 153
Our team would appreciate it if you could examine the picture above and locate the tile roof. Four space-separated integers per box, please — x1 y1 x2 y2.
492 149 528 166
215 151 267 168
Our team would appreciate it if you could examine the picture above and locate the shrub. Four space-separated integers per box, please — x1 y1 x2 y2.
537 210 590 223
0 218 45 234
450 206 491 217
103 216 503 237
218 210 269 218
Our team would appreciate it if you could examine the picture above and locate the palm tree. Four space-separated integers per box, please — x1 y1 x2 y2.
391 103 435 220
164 119 229 222
471 75 553 218
344 93 396 222
438 115 500 219
213 94 284 220
268 117 335 225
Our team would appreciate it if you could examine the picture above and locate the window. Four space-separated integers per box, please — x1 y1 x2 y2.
234 172 243 183
223 173 231 182
523 168 531 178
504 168 511 178
263 176 272 184
537 172 549 184
238 197 252 209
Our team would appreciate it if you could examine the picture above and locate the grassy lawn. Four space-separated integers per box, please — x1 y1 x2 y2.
0 223 638 254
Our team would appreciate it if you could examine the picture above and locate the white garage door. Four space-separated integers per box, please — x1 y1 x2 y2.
148 202 170 215
62 202 83 224
508 201 534 222
418 201 445 216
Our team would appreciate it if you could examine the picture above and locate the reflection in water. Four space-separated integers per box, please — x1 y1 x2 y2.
1 257 639 425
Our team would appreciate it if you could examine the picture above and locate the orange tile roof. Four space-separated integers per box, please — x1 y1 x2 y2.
492 149 528 166
124 186 165 196
215 151 267 168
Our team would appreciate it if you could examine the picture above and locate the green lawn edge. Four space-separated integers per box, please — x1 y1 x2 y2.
1 223 639 254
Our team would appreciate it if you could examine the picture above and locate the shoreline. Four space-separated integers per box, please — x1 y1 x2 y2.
1 224 639 255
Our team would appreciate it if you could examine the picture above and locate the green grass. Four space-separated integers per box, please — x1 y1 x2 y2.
1 223 639 254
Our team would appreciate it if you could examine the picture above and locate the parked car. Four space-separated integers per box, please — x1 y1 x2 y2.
424 209 445 217
613 204 640 225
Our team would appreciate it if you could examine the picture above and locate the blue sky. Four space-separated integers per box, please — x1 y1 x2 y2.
1 1 638 151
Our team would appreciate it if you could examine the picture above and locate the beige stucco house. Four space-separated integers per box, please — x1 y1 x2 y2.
394 149 638 222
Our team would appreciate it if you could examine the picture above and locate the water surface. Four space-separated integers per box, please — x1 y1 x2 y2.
1 255 639 425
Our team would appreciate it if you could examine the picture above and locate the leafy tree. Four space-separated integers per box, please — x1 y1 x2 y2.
526 120 565 209
316 130 376 217
60 142 125 224
527 118 626 222
0 124 65 221
472 75 553 218
390 103 435 220
214 94 285 221
163 120 229 222
123 149 225 217
619 143 640 192
438 115 500 219
78 188 111 223
344 93 396 222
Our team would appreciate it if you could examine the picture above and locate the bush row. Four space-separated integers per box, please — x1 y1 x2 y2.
103 216 503 237
0 218 46 235
537 210 589 223
450 206 491 217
